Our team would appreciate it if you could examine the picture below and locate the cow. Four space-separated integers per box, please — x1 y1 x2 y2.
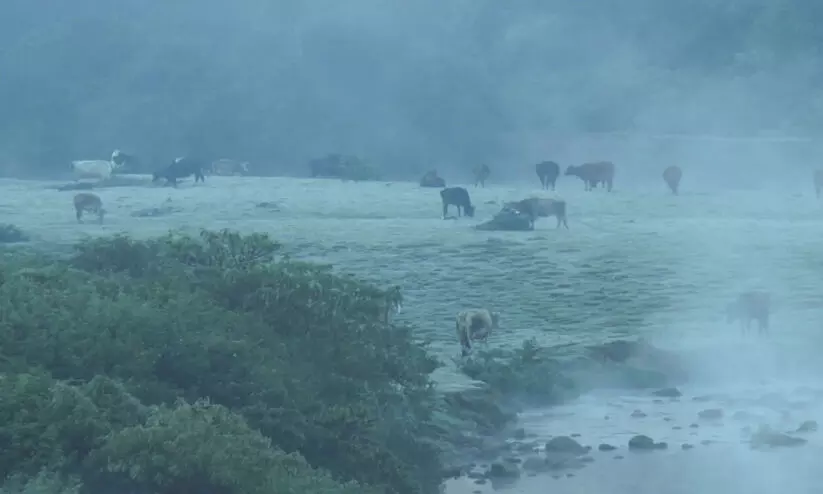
473 164 490 188
663 165 683 195
814 170 823 198
211 159 250 176
153 157 206 187
110 149 139 171
440 187 475 218
504 197 568 229
535 161 560 190
565 161 616 191
73 192 105 224
456 309 500 356
726 291 770 336
70 160 120 181
420 170 446 188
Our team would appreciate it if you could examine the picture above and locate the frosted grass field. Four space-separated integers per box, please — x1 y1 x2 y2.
5 174 823 492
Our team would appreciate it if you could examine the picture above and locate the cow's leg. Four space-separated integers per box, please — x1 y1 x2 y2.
607 179 613 192
442 202 448 219
457 205 462 217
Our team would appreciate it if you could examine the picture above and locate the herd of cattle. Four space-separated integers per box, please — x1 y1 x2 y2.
64 150 774 356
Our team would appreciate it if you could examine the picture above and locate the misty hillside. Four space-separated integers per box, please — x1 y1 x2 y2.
1 0 822 177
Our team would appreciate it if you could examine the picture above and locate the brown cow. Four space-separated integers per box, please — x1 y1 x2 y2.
535 161 560 190
456 308 500 356
663 166 683 195
503 197 568 229
565 161 615 191
726 291 770 336
814 170 823 198
73 192 105 224
473 164 490 188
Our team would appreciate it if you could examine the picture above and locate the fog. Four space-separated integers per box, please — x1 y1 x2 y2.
2 2 823 493
2 0 823 182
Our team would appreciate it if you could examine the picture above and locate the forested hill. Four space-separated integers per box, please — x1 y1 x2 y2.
1 0 822 177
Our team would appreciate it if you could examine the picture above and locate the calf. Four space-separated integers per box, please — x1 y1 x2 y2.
70 160 119 181
726 291 770 336
73 192 105 224
153 157 206 187
473 164 490 188
420 170 446 188
565 161 615 191
504 197 568 229
663 165 683 195
211 158 250 176
456 309 500 356
535 161 560 190
814 170 823 198
440 187 475 218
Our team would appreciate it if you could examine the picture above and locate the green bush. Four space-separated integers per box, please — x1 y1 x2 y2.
0 229 460 494
459 338 687 407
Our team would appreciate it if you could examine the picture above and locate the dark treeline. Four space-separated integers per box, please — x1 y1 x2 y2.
1 0 822 178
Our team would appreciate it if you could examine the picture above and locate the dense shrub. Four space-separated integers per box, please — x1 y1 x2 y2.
459 338 688 407
0 229 457 494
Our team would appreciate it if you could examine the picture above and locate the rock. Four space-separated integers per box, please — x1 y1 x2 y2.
545 436 588 455
521 456 551 473
598 443 617 451
750 426 807 449
796 420 818 433
474 209 534 231
485 461 520 479
628 434 667 451
631 409 647 418
652 387 682 398
512 427 526 439
698 408 723 420
682 443 694 450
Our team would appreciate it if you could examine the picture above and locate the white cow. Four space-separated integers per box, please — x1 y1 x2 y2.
70 160 121 181
210 158 250 176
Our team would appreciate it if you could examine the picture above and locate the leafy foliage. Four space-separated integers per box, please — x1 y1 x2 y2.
0 229 458 494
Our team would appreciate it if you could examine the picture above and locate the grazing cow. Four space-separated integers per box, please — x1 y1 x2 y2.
535 161 560 190
663 166 683 195
440 187 475 218
153 157 206 187
211 159 250 176
73 192 105 224
473 164 491 188
420 170 446 188
70 160 119 181
456 309 500 356
726 291 770 336
110 149 139 171
565 161 616 191
504 197 568 229
814 170 823 198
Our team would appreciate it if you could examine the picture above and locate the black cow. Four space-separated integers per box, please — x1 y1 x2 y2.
153 157 206 187
440 187 475 218
535 161 560 190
